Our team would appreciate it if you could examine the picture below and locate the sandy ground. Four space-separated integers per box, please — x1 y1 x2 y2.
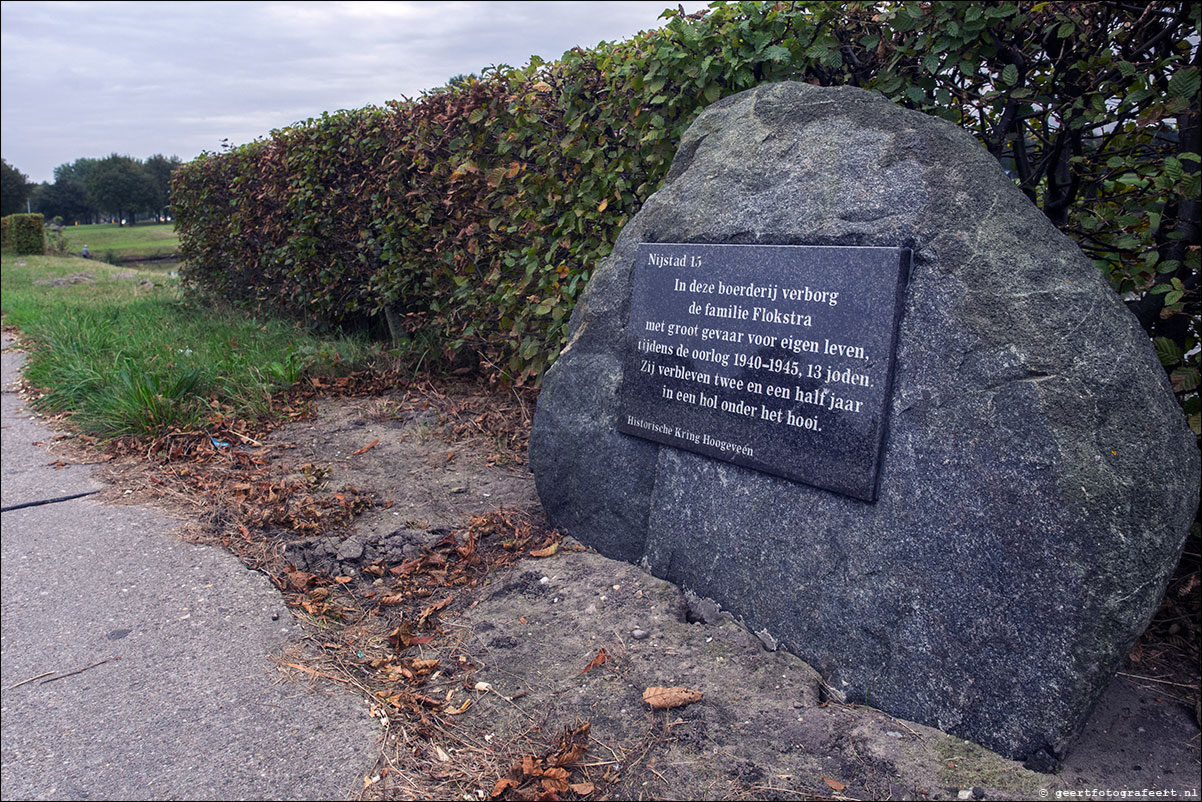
234 392 1201 801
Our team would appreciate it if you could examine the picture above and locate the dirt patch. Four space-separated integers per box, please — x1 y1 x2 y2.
268 388 539 546
32 272 95 286
452 547 1053 801
44 374 1202 801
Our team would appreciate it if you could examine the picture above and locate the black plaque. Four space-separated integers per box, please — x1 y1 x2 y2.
617 243 910 501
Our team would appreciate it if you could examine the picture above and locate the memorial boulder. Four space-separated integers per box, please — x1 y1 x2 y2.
529 82 1199 764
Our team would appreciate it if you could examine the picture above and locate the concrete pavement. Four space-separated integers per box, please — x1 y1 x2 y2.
1 336 378 800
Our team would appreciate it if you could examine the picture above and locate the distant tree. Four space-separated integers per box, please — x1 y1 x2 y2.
32 179 95 225
1 159 32 216
53 157 99 186
29 182 51 218
84 154 158 224
48 158 101 223
446 73 477 87
143 154 182 217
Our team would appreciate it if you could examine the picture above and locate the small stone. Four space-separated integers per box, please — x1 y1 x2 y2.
683 590 722 625
885 730 903 739
972 788 985 800
631 628 650 640
755 628 778 652
335 537 364 562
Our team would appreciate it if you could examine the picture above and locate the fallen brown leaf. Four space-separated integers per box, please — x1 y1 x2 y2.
823 777 846 792
352 439 380 455
283 567 315 591
491 777 519 798
529 542 559 558
579 648 607 676
540 766 571 792
552 740 587 768
417 595 454 629
387 621 415 649
445 697 472 715
642 686 703 709
551 720 591 766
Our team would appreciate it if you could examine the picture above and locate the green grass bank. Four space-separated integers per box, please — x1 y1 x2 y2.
1 253 382 440
54 222 181 263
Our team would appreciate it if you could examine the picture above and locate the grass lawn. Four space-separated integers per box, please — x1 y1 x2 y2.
56 222 181 262
2 253 385 440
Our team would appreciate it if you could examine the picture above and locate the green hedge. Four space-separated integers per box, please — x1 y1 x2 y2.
2 213 45 255
172 1 1200 426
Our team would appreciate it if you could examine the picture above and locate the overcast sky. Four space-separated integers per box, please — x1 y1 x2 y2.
1 0 709 183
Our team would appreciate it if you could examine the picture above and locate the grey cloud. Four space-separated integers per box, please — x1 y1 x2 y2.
3 1 706 182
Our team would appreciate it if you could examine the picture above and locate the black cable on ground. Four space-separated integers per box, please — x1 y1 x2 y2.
1 491 100 513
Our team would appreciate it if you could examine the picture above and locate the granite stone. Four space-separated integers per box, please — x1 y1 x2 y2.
528 82 1200 763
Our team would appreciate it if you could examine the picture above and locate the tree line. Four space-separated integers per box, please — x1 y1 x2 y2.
1 153 181 225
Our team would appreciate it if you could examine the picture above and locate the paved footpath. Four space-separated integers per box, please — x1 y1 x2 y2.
1 336 377 800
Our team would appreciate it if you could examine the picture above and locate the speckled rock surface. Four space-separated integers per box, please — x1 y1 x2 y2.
529 81 1199 763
